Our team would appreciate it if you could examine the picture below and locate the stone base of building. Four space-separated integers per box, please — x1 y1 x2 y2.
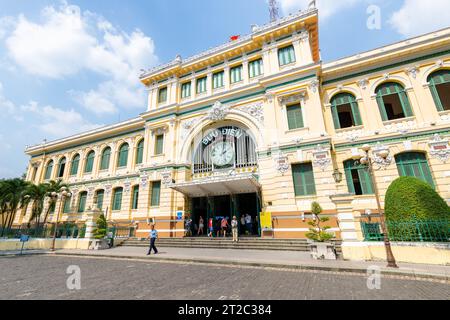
342 242 450 266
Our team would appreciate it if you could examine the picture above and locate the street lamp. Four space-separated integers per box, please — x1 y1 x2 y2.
356 144 398 268
332 169 343 183
51 187 72 252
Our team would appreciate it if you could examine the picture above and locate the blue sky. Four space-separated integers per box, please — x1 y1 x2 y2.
0 0 449 178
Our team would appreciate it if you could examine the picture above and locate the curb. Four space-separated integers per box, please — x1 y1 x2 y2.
51 252 450 282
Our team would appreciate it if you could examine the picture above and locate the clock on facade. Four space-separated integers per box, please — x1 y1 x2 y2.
210 141 235 167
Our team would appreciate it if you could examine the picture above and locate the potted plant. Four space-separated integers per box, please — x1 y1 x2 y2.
306 202 337 260
90 214 110 250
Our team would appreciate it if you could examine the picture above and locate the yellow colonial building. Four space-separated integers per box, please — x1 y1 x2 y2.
18 8 450 255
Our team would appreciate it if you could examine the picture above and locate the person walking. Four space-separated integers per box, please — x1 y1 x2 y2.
245 214 253 235
221 217 229 238
240 215 246 235
207 218 214 238
147 224 158 255
197 216 204 236
231 216 239 243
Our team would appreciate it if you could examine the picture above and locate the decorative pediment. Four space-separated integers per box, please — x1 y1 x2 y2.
429 134 450 163
206 101 229 122
312 145 331 171
278 92 307 105
274 152 290 175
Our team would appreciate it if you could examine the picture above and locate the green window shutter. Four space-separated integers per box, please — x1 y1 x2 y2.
181 82 191 99
84 152 95 173
398 90 413 117
357 168 374 195
151 181 161 207
213 72 224 89
158 87 167 103
100 148 111 170
331 105 341 129
230 65 243 83
132 186 139 210
350 101 362 126
78 192 87 213
70 156 80 176
429 79 444 111
396 152 435 188
196 77 207 93
344 161 355 194
45 161 53 180
58 158 66 178
118 144 129 167
249 59 263 78
286 104 304 130
113 188 123 211
376 94 388 122
292 163 316 196
278 45 295 66
155 135 164 155
63 197 72 213
136 140 144 165
96 190 104 210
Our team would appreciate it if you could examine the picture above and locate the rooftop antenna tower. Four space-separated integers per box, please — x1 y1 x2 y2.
269 0 280 22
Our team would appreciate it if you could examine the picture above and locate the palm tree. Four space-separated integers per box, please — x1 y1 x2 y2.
25 183 50 230
42 180 69 225
0 179 31 236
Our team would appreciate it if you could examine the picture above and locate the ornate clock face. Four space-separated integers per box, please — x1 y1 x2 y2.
210 141 235 167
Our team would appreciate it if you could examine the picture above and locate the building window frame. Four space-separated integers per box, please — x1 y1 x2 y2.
395 152 435 188
212 71 225 89
344 160 374 196
136 140 144 165
292 162 316 196
100 147 111 171
196 77 207 94
158 87 168 104
44 160 54 180
330 93 363 129
230 65 243 84
70 154 80 176
375 82 413 122
117 143 129 168
77 191 87 213
286 103 305 131
278 45 296 66
131 185 139 210
181 82 191 99
154 134 164 156
150 181 161 207
249 58 263 78
112 187 123 211
428 69 450 112
84 151 95 174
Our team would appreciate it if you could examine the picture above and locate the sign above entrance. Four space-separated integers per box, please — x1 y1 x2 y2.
202 128 244 146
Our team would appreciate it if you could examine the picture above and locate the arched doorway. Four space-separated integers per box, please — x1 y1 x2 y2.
172 122 262 237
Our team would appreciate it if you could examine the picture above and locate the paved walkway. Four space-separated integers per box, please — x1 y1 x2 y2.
3 246 450 281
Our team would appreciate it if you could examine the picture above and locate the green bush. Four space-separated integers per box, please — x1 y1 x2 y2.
93 214 107 239
306 202 335 242
385 176 450 222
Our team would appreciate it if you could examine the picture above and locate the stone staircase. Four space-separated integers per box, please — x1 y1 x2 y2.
119 237 342 256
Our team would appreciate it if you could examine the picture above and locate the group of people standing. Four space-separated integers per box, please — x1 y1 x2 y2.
185 214 256 242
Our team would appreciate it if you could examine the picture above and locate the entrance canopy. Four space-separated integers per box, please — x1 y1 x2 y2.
170 173 261 198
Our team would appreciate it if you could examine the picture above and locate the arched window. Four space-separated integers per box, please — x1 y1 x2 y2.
344 160 374 195
136 140 144 165
70 154 80 176
100 147 111 170
63 196 72 213
330 93 362 129
131 185 139 210
44 160 54 180
428 69 450 112
112 187 123 211
84 151 95 174
395 152 435 187
117 143 129 168
94 189 105 210
78 191 87 213
375 82 413 121
57 158 66 178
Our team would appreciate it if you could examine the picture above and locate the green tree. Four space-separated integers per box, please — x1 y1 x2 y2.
306 202 334 242
385 176 450 222
93 214 108 239
42 180 69 225
25 183 50 229
0 178 30 236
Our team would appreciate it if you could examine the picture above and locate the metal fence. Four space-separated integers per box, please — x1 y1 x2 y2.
108 226 136 239
0 224 86 239
361 219 450 242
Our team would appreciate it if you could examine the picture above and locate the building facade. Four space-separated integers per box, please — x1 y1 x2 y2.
19 8 450 242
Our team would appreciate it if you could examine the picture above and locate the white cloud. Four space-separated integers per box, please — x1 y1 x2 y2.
389 0 450 37
278 0 361 19
3 2 158 114
20 101 101 137
0 82 16 115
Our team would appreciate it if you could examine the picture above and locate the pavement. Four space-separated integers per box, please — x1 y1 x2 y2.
3 246 450 282
1 255 449 300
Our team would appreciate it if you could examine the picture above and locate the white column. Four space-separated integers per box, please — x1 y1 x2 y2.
190 76 196 100
224 64 230 91
262 44 272 76
242 56 249 85
206 69 213 96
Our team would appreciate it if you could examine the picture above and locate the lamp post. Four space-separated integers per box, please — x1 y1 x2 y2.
357 144 398 268
51 187 72 252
